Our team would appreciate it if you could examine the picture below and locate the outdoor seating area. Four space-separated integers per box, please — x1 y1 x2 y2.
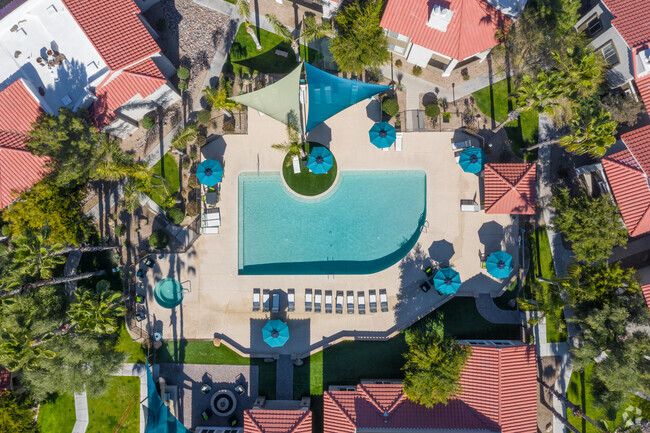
251 288 390 315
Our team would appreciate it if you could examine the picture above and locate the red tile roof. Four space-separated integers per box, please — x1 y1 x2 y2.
380 0 510 61
602 150 650 237
642 284 650 309
484 163 537 214
621 124 650 176
244 409 312 433
0 81 49 209
635 76 650 117
61 0 160 71
324 345 538 433
90 58 167 128
0 369 10 391
602 0 650 50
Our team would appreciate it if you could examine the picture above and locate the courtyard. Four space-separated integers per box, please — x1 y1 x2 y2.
137 97 519 358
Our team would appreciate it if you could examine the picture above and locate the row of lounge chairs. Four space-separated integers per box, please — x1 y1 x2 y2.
252 288 389 313
200 210 220 234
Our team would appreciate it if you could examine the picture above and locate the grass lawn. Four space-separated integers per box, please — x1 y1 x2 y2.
37 393 76 433
525 227 567 342
472 79 539 156
116 323 147 363
282 145 337 196
225 25 320 75
149 152 180 209
87 376 139 433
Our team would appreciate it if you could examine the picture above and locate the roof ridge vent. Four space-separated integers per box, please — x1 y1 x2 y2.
427 3 454 32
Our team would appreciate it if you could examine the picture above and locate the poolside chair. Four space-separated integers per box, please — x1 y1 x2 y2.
202 212 221 221
395 133 403 151
358 291 366 314
253 288 260 312
262 289 270 312
201 384 212 394
325 290 332 314
202 218 221 228
292 155 301 174
369 290 377 313
420 281 432 292
144 257 155 268
336 291 343 314
305 289 312 312
347 291 354 314
288 289 295 312
314 290 322 313
380 289 388 312
272 293 280 313
200 227 219 234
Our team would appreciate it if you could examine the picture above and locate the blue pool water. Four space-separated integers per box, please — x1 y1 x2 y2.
238 170 426 275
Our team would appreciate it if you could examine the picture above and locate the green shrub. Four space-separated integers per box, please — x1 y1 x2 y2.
186 200 199 217
412 65 422 76
142 115 155 130
149 229 169 250
114 224 125 237
178 80 188 93
222 121 235 133
156 18 168 32
443 111 452 121
1 225 11 237
425 103 440 118
166 206 184 225
189 147 198 161
188 174 199 189
177 67 190 80
197 110 211 125
461 68 470 81
395 59 402 68
182 157 191 170
382 98 399 117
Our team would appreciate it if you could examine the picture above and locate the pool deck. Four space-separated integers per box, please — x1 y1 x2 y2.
140 100 520 357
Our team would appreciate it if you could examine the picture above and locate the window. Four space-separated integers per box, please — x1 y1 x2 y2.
586 16 602 36
602 42 619 65
386 30 409 42
387 42 405 55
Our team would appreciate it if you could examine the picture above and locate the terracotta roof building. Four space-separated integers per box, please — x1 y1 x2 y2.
324 344 537 433
380 0 521 76
642 284 650 309
602 149 650 237
484 163 537 215
244 409 312 433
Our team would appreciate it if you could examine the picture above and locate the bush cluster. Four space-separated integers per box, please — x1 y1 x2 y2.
382 98 399 117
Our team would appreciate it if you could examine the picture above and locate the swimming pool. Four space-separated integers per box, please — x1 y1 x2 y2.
238 170 426 275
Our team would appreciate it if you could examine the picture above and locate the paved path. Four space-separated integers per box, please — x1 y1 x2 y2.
276 355 294 400
474 294 522 325
71 391 88 433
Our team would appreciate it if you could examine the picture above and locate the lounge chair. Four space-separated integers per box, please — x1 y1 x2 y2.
336 291 343 314
202 218 221 228
380 289 388 312
325 290 332 314
314 290 322 313
263 289 270 312
253 288 260 312
347 291 354 314
272 293 280 313
201 384 212 394
382 145 390 152
395 133 403 151
357 291 366 314
292 155 301 174
202 212 220 221
369 290 377 313
305 289 312 312
144 257 155 268
420 281 431 292
200 227 219 234
288 289 295 312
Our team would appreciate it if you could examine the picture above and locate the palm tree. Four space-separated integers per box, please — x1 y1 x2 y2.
67 286 125 334
271 125 305 166
172 123 199 151
558 109 617 157
121 180 142 218
10 229 66 280
1 270 108 297
0 329 56 372
236 0 262 51
265 14 330 61
202 86 238 113
554 48 605 100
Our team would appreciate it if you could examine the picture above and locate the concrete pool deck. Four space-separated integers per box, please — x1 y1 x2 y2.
140 101 520 357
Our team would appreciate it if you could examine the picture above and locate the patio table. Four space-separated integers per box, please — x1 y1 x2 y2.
206 191 218 205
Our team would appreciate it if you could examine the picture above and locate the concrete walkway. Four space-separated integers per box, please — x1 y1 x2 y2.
474 293 522 325
71 391 88 433
276 355 294 400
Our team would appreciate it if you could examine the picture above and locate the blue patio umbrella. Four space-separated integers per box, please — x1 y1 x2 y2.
262 320 290 347
307 146 334 174
197 159 223 186
458 147 487 174
369 122 396 149
486 251 513 279
433 267 462 295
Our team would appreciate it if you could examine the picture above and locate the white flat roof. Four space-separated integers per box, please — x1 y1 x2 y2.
0 0 107 111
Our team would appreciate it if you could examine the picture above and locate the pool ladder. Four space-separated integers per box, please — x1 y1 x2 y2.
420 220 429 233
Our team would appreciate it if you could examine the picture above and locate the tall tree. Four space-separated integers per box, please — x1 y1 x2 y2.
0 329 57 372
8 228 66 280
67 285 125 334
0 391 39 433
171 123 199 151
236 0 262 50
265 14 330 61
551 188 628 264
330 0 390 75
402 315 471 407
92 137 149 182
558 109 617 157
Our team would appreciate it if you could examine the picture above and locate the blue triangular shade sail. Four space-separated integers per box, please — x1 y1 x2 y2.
146 362 192 433
486 251 513 279
433 267 462 295
305 63 391 132
306 146 334 174
263 320 290 347
369 122 396 148
458 147 487 174
197 159 223 186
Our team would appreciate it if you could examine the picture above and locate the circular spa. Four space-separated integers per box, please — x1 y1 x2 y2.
238 170 426 275
211 390 237 417
153 278 184 309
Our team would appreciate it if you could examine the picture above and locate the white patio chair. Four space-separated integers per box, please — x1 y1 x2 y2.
325 290 332 314
202 212 220 221
200 227 219 234
380 289 388 312
336 291 343 314
202 218 221 228
263 289 270 312
292 155 301 174
347 291 354 314
305 289 312 312
395 133 403 151
314 290 322 313
253 288 260 312
369 290 377 313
